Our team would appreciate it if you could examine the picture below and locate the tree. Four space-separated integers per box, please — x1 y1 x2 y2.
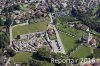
13 4 20 10
2 7 8 13
0 17 4 26
6 48 16 57
29 3 35 10
48 5 54 13
87 54 94 59
4 18 12 27
0 32 9 48
50 52 67 59
37 46 51 58
29 59 54 66
56 63 67 66
7 60 15 66
71 5 100 30
38 46 67 59
21 62 28 66
8 6 13 12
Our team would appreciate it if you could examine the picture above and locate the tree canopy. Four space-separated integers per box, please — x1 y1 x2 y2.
0 32 9 48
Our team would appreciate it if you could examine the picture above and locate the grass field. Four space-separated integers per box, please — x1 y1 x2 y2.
12 21 49 38
55 16 77 22
48 33 57 40
56 24 85 38
0 49 2 52
94 49 100 58
12 52 33 63
59 32 77 51
71 45 91 58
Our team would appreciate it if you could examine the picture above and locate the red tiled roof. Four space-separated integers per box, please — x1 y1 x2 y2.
84 64 92 66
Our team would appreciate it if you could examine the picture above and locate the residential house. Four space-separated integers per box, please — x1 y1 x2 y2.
81 33 92 43
93 62 100 66
83 63 92 66
81 33 96 47
1 27 7 32
15 63 21 66
75 23 89 32
47 28 54 35
89 38 96 47
81 25 89 32
13 10 20 15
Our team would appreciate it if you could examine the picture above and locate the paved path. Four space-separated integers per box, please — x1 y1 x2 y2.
49 14 66 54
46 28 59 53
50 40 59 53
9 26 12 47
5 57 11 66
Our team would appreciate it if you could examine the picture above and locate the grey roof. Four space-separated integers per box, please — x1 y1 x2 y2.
81 25 89 31
0 56 4 64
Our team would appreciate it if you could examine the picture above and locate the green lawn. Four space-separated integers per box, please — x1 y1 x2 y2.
12 52 33 63
94 49 100 58
12 21 49 38
0 31 4 35
49 33 57 40
0 49 2 52
55 16 77 22
59 32 77 51
71 45 91 58
56 23 85 38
